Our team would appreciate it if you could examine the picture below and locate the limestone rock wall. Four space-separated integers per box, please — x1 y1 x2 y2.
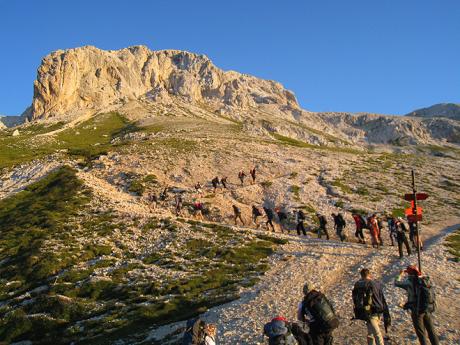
30 45 299 120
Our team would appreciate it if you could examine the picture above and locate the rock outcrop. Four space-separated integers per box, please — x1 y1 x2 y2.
30 45 299 121
406 103 460 121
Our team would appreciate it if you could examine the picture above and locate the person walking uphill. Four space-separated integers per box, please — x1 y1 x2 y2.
296 209 307 236
264 206 276 232
238 171 246 186
298 282 339 345
352 268 391 345
368 214 381 249
250 167 256 184
394 217 412 259
252 205 262 228
232 204 245 226
352 213 366 244
211 176 220 193
394 266 439 345
332 213 346 242
316 214 329 240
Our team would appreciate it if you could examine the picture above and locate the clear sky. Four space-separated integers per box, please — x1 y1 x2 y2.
0 0 459 116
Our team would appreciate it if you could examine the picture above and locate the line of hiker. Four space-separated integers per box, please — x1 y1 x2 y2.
144 170 424 260
183 266 439 345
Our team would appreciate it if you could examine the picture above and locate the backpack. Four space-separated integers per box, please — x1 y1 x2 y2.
338 215 346 227
183 318 206 345
264 320 297 345
352 280 374 321
359 215 368 229
415 276 436 314
303 292 339 331
298 210 305 221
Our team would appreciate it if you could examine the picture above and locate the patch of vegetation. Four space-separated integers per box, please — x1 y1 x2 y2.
335 200 345 208
355 186 370 196
261 180 273 188
300 204 316 215
289 171 298 179
445 228 460 263
331 179 352 194
290 185 301 200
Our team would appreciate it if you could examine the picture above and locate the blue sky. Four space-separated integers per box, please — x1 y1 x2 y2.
0 0 459 116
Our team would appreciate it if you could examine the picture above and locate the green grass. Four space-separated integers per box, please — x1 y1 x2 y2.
331 179 352 194
0 113 133 169
445 228 460 263
290 185 301 200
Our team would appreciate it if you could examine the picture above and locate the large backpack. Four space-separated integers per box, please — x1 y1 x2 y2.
182 318 206 345
415 276 436 314
298 210 305 221
264 320 297 345
359 215 368 229
303 292 339 331
352 280 374 321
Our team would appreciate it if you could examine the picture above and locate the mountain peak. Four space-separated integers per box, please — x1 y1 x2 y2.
406 103 460 121
29 45 299 121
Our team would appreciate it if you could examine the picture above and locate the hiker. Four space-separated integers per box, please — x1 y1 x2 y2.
352 213 366 244
352 268 391 345
232 204 245 226
204 323 217 345
264 207 276 232
193 201 204 220
332 213 346 242
194 182 203 194
238 171 246 186
159 187 168 202
409 220 424 251
368 214 381 249
263 316 298 345
250 167 256 184
394 266 439 345
147 192 158 211
387 216 397 246
211 176 220 193
316 214 329 240
183 318 217 345
296 209 307 236
175 194 183 215
298 282 339 345
376 215 384 246
276 207 288 233
220 176 228 189
394 217 412 259
252 205 262 228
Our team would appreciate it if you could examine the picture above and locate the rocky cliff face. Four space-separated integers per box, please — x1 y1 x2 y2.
30 45 299 121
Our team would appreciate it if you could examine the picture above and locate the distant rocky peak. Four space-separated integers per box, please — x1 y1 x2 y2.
406 103 460 121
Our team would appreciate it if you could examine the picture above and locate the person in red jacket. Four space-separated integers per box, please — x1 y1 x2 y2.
368 214 381 249
352 213 366 244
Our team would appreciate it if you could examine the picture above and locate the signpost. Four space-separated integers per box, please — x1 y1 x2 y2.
404 170 429 273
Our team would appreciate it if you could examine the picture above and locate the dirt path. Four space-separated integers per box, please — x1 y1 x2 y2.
146 219 460 345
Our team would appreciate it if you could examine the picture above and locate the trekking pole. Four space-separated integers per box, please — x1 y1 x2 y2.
411 170 422 274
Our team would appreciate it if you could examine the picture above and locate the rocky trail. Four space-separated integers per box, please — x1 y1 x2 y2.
146 219 460 345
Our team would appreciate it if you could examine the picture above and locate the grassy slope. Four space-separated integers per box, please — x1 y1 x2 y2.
0 167 284 344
